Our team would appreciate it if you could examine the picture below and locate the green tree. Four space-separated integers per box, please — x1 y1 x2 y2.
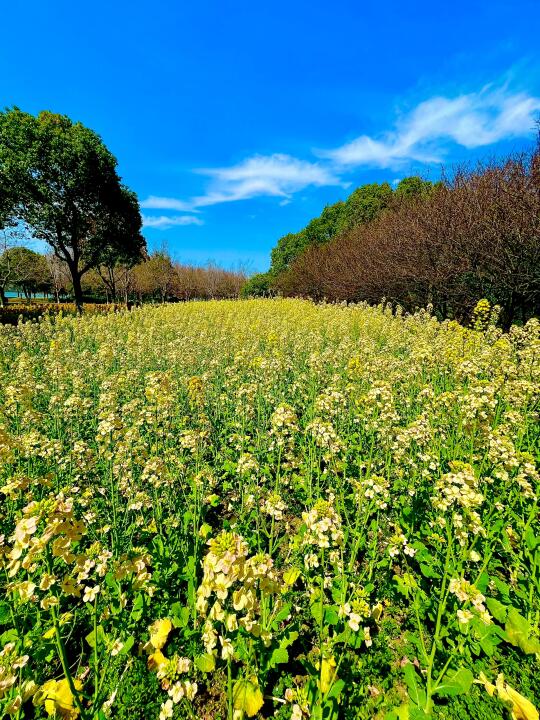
0 108 145 310
240 272 273 298
270 184 395 276
270 230 309 275
340 181 393 231
394 176 436 199
304 201 346 245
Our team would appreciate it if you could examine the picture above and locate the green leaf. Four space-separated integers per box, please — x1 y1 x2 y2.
524 527 540 551
0 629 18 645
324 606 340 625
486 597 508 623
476 571 490 594
405 632 425 658
0 602 11 625
434 667 474 697
403 663 426 708
505 607 540 654
130 593 144 622
492 577 511 600
409 707 430 720
278 630 298 651
85 625 106 650
170 603 190 628
269 647 289 668
310 600 323 624
116 636 134 656
394 573 418 598
343 629 365 649
385 705 410 720
471 618 500 656
419 563 439 579
272 603 292 627
326 678 345 701
195 653 216 673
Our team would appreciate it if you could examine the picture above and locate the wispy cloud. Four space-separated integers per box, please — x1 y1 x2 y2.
320 87 540 168
141 196 195 212
139 154 344 217
192 153 345 206
142 214 203 230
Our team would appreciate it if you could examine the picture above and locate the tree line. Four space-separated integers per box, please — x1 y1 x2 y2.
0 243 247 305
246 141 540 327
241 176 437 297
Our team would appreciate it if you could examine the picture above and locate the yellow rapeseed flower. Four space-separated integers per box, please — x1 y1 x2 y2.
35 677 82 719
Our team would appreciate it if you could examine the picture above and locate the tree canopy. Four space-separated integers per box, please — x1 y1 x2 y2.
0 108 146 309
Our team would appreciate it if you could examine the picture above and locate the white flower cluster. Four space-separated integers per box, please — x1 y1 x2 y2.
269 404 299 450
301 495 343 570
196 532 282 656
236 452 259 477
262 492 287 521
352 474 390 511
449 577 492 625
306 418 343 456
387 528 416 558
432 462 485 545
314 388 346 418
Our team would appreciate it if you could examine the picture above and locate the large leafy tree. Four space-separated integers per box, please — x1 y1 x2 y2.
0 108 145 310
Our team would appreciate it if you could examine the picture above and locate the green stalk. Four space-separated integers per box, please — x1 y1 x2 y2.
227 659 233 720
51 608 87 720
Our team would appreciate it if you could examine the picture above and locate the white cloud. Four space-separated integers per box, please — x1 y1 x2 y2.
140 196 195 212
321 87 540 168
142 214 203 230
140 154 344 222
192 153 345 206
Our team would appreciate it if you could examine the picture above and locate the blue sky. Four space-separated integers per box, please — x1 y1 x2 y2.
1 1 540 271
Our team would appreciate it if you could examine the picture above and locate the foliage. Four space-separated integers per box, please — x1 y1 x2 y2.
0 246 50 302
0 244 248 307
0 298 539 719
270 231 310 276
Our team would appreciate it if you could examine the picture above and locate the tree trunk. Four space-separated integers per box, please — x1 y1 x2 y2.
0 287 5 307
71 270 84 313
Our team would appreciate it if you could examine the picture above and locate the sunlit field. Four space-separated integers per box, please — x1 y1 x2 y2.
1 299 539 720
